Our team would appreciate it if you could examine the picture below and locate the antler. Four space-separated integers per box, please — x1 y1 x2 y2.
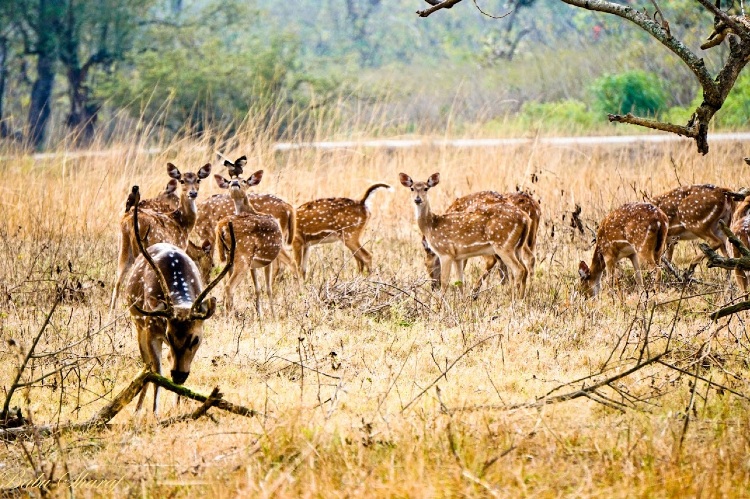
191 221 236 318
131 185 174 318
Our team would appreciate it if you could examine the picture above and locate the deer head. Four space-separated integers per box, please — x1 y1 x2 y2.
399 172 440 206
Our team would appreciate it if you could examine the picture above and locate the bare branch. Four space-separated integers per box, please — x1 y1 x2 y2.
418 0 464 17
608 113 695 137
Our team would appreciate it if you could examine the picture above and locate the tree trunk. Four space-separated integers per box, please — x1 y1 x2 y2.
27 0 57 149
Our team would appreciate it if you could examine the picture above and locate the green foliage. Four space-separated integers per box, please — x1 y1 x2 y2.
714 73 750 128
98 5 340 137
519 99 599 129
590 71 667 117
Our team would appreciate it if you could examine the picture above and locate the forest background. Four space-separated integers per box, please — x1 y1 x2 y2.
3 0 750 151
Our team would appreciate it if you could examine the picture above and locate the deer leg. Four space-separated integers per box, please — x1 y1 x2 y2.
472 256 498 298
293 237 307 279
688 232 726 270
494 247 527 299
439 255 454 292
135 322 163 413
250 268 262 318
344 236 372 274
629 254 644 288
264 265 276 319
454 259 465 290
223 260 245 312
522 244 536 281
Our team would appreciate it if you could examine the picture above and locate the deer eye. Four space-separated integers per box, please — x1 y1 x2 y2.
410 187 414 191
179 180 185 184
190 337 200 349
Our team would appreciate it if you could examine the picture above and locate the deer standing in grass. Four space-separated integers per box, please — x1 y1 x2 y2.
399 173 530 298
578 202 668 298
215 171 283 315
125 186 235 413
422 190 540 292
111 162 212 310
293 182 391 278
652 184 748 268
193 156 297 277
729 196 750 292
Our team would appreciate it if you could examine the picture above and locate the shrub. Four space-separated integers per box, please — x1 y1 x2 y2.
590 70 667 117
518 99 598 129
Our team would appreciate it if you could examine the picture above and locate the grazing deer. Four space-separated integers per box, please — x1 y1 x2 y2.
215 172 283 315
729 197 750 292
422 190 541 291
293 183 391 278
399 173 530 298
125 186 235 413
193 156 297 276
110 162 212 310
578 202 668 298
125 179 179 213
652 184 748 268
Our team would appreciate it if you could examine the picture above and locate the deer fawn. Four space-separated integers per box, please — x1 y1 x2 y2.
399 173 530 298
125 179 179 213
578 202 668 298
652 184 748 268
293 182 391 278
125 186 235 413
729 197 750 292
422 190 540 291
215 171 283 315
193 156 297 277
110 162 212 310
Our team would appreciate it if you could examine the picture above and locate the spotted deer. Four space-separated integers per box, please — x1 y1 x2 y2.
125 186 235 413
422 190 541 291
652 184 748 268
399 173 530 298
578 202 668 298
215 172 283 315
193 156 297 276
293 183 391 278
729 197 750 292
110 162 212 310
125 179 179 213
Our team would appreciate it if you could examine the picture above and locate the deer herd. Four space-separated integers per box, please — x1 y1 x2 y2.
111 154 750 412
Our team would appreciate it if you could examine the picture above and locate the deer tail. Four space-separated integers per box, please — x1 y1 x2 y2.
360 183 392 205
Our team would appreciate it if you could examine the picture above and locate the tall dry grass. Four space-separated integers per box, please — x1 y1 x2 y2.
1 121 750 497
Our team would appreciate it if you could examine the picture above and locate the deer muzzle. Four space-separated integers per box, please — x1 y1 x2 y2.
170 369 190 384
414 196 423 205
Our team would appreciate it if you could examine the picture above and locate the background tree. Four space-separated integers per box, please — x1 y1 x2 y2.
417 0 750 154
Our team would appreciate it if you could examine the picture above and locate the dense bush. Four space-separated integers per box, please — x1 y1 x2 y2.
590 70 667 117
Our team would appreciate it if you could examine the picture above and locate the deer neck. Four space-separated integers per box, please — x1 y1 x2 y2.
176 192 198 231
588 247 606 287
414 199 438 239
230 189 259 216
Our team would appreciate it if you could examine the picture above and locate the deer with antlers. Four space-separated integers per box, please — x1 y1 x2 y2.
652 184 748 269
110 162 212 311
125 186 235 413
193 155 297 277
214 171 284 315
399 173 530 298
578 202 668 298
422 190 540 292
293 182 391 278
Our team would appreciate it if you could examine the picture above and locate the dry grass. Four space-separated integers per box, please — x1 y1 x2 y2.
2 131 750 498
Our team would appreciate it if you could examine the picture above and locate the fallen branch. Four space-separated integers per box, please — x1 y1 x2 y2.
0 370 255 440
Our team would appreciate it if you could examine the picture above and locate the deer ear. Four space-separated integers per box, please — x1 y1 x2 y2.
247 170 263 186
167 163 181 180
214 174 230 189
578 261 590 279
196 297 216 320
223 159 234 167
201 240 212 255
235 156 247 167
398 173 413 188
165 179 178 194
421 236 430 250
197 163 212 179
427 173 440 187
145 295 168 313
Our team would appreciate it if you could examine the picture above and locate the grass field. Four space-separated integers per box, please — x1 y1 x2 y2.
2 134 750 497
